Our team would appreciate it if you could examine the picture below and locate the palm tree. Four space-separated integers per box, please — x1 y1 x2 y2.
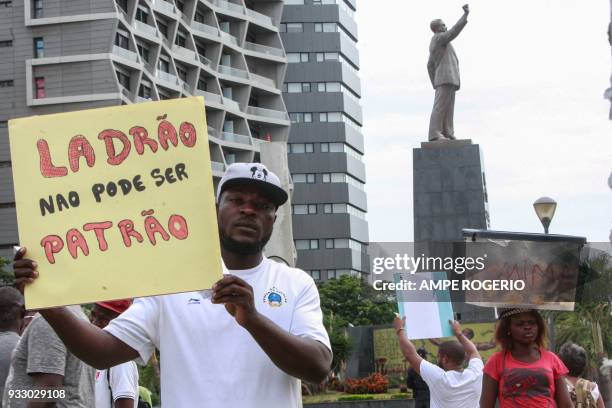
555 250 612 405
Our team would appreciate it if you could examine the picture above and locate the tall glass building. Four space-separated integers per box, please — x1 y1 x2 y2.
280 0 369 281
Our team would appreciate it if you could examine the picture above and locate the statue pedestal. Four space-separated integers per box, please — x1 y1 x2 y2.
413 139 494 322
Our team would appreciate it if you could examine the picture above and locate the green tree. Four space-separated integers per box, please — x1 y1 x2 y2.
555 250 612 406
0 255 13 286
318 276 396 374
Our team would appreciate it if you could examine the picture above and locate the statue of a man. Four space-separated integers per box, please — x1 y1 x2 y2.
427 4 470 141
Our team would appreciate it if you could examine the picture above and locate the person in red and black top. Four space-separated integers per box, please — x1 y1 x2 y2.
406 348 431 408
480 308 573 408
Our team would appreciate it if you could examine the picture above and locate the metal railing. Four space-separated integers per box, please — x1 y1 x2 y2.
120 87 135 101
191 21 220 37
179 79 192 94
245 8 273 26
203 91 222 104
220 131 251 145
134 20 159 38
194 89 222 104
249 72 276 89
151 0 177 16
211 161 226 172
112 45 139 62
251 137 267 146
219 30 239 47
155 70 180 86
244 41 284 58
247 106 289 121
198 54 213 67
172 44 199 62
136 95 152 103
217 64 249 80
213 0 244 14
223 97 240 111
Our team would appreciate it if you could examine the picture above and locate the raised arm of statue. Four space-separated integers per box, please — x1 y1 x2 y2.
438 5 469 45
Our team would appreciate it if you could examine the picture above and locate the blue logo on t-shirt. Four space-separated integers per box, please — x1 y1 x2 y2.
263 287 287 307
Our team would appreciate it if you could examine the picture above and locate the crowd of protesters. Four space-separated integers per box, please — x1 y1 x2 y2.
0 163 609 407
396 308 609 408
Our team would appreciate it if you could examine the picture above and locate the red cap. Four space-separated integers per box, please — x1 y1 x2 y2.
95 299 132 314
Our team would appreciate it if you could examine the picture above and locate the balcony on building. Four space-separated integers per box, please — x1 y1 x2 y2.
244 1 276 28
150 0 178 18
212 0 245 17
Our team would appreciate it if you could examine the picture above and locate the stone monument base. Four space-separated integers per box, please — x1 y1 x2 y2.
413 139 494 322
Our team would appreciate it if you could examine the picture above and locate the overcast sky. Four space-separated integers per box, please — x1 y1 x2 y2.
356 0 612 243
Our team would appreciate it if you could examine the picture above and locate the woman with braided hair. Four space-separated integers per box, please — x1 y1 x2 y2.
480 308 573 407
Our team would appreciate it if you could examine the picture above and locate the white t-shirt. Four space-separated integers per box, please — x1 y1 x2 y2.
420 358 483 408
105 257 330 408
94 361 139 408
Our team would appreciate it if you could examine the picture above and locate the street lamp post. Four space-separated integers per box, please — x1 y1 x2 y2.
533 197 557 234
533 196 557 350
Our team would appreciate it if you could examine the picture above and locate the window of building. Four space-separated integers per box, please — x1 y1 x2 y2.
310 270 321 280
0 80 13 87
314 22 337 32
176 66 187 81
0 40 12 47
135 6 148 23
319 112 342 122
317 82 341 92
194 11 205 23
323 203 365 219
33 0 42 18
116 70 130 89
289 112 312 124
137 43 149 62
176 0 184 12
287 52 308 63
0 1 12 7
286 82 311 93
32 38 44 58
327 270 336 279
175 33 186 47
197 78 207 91
281 23 303 33
284 0 304 4
321 172 364 189
292 173 315 184
138 82 152 99
295 239 318 250
315 52 339 62
116 0 128 13
115 30 130 49
158 58 170 73
321 142 363 160
292 204 317 214
34 77 45 98
157 20 168 38
288 143 314 154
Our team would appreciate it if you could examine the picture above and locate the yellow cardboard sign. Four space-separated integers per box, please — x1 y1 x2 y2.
9 97 222 309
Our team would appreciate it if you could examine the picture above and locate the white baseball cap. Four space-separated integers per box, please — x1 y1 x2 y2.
216 162 288 206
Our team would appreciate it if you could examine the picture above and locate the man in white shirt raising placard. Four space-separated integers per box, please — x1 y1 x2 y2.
394 315 483 408
12 162 332 408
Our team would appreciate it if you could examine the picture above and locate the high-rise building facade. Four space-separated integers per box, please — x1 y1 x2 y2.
280 0 368 281
0 0 289 260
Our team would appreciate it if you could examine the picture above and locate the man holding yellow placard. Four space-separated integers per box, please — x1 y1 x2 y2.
10 162 332 408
